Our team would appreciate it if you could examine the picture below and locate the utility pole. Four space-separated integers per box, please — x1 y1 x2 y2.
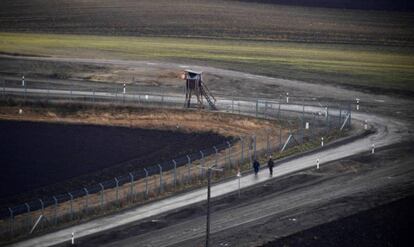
199 164 223 247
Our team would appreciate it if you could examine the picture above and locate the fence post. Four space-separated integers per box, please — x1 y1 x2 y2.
39 199 44 216
227 141 232 167
200 151 205 177
232 96 234 113
186 155 191 183
53 196 58 225
93 89 95 104
339 107 342 128
158 164 163 194
266 132 270 156
144 168 149 199
213 146 218 167
129 173 134 200
8 207 13 237
25 203 31 231
240 136 244 165
253 135 257 160
70 83 73 101
279 126 282 148
173 159 177 189
115 178 119 206
83 188 89 212
326 105 330 132
39 199 44 229
99 183 104 208
255 99 258 118
349 103 352 127
68 193 73 221
278 100 281 119
46 83 50 104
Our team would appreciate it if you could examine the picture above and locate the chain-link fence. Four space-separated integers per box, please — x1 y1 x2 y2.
0 79 352 242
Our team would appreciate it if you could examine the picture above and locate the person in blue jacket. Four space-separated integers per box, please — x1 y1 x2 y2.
253 159 260 175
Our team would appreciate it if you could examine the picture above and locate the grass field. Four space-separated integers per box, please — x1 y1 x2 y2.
1 32 414 93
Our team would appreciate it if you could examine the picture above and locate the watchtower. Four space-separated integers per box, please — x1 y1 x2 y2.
183 70 216 110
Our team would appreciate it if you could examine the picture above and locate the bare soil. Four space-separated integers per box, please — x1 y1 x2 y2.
1 0 412 46
0 104 280 208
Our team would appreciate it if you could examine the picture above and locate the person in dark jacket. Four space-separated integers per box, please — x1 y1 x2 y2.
267 155 274 176
253 159 260 175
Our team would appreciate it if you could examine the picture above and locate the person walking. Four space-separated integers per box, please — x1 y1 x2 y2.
253 159 260 175
267 155 274 176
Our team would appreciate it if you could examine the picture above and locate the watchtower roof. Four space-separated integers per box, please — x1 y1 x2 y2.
184 69 202 75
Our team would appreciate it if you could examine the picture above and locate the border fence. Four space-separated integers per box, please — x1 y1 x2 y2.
0 78 352 242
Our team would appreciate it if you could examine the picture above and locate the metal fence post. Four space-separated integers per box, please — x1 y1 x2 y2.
173 160 177 188
255 99 258 118
68 193 73 221
115 178 119 205
39 199 44 229
326 105 330 132
8 207 13 237
25 203 31 231
266 132 270 155
227 141 232 167
186 155 191 183
83 188 89 212
200 151 205 177
240 136 244 165
232 96 234 113
253 135 257 160
213 146 218 167
93 89 95 104
144 168 149 199
46 83 50 104
129 172 134 200
70 83 73 101
99 183 104 208
53 196 58 225
279 126 282 149
349 103 352 127
339 106 342 128
278 100 281 119
158 164 163 194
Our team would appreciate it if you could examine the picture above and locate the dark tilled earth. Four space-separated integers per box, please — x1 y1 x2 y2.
0 120 227 207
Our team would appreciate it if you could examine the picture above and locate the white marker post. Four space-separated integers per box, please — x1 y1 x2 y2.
22 75 25 87
71 232 75 245
286 92 289 103
316 158 320 169
321 137 324 147
371 144 375 154
356 98 360 111
237 170 241 198
305 122 309 130
123 83 126 94
364 120 368 130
